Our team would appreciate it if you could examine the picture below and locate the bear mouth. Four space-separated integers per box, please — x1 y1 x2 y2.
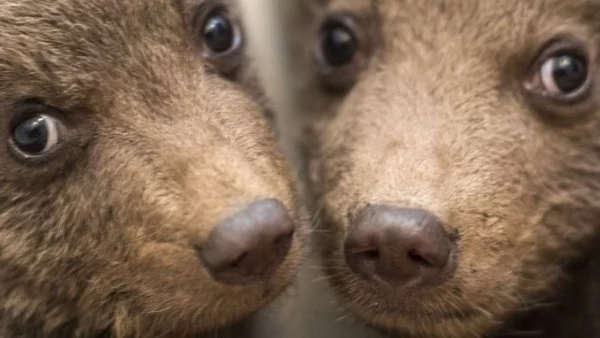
337 279 483 324
348 297 482 323
380 306 480 321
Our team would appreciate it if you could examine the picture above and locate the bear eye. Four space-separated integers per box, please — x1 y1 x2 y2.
319 19 359 68
202 7 241 55
9 103 66 159
195 4 244 75
539 54 588 96
12 115 61 155
525 39 592 104
314 14 368 90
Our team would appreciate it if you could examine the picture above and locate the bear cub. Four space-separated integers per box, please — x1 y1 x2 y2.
294 0 600 337
0 0 305 337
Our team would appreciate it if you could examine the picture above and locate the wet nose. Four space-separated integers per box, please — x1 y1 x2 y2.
199 198 294 285
344 205 455 288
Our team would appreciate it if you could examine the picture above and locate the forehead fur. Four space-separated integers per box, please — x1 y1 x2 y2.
0 0 191 111
323 0 599 54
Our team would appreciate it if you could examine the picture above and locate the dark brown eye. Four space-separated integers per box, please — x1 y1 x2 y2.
196 4 244 74
202 8 239 55
539 54 588 96
525 39 592 104
12 115 60 155
8 101 66 159
314 14 368 90
320 20 358 67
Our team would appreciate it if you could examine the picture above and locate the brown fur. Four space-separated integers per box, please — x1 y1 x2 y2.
292 0 600 337
0 0 307 337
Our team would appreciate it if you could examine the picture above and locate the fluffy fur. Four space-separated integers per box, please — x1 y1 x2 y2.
293 0 600 337
0 0 306 337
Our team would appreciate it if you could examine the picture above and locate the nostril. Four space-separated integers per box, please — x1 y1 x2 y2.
407 249 434 267
357 249 380 262
229 252 248 269
345 245 381 281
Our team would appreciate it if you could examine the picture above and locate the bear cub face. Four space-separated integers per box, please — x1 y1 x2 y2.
0 0 305 336
298 0 600 337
